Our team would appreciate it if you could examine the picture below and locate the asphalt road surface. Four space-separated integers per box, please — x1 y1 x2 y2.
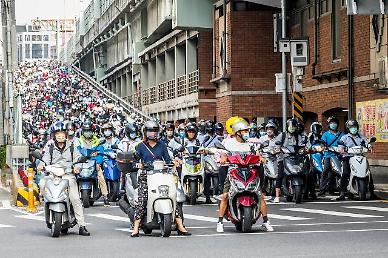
1 188 388 258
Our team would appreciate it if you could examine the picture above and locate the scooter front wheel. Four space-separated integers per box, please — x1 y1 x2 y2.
81 189 90 208
108 181 120 202
241 206 253 233
189 181 197 205
358 178 367 201
294 185 303 204
160 214 172 237
51 211 62 238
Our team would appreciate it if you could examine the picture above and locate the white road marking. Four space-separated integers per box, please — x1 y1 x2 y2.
88 213 130 222
283 208 383 218
270 214 311 221
344 206 388 212
170 228 388 238
16 214 45 221
184 214 219 223
0 224 15 228
116 228 133 233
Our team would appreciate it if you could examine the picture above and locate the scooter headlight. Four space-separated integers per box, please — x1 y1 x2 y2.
80 167 94 177
158 185 169 197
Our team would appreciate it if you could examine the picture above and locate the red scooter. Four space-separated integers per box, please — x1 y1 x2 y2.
215 143 262 233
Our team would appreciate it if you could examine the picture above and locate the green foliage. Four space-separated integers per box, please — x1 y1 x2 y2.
0 145 6 169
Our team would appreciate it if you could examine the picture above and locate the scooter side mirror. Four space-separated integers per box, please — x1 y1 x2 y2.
214 142 226 150
76 156 89 164
203 135 210 143
111 144 119 150
98 139 106 145
369 137 377 144
31 150 43 161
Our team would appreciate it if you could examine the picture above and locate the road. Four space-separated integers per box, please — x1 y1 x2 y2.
1 189 388 258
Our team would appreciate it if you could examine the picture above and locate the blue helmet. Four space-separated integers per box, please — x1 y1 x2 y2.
50 121 66 135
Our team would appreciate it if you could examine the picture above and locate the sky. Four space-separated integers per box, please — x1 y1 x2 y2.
15 0 90 25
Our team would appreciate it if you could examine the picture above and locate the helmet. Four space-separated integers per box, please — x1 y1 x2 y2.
82 120 93 131
204 121 215 134
50 121 66 135
197 120 206 134
327 116 339 125
185 122 198 137
231 119 250 134
286 118 298 134
345 119 359 130
143 120 160 140
66 121 76 131
101 123 114 131
125 123 140 139
265 121 278 132
296 119 305 134
215 122 224 134
310 122 323 135
165 122 175 131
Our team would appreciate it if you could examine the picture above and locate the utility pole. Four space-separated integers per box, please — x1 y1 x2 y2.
281 0 287 131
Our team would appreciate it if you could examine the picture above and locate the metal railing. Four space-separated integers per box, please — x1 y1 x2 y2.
71 65 152 121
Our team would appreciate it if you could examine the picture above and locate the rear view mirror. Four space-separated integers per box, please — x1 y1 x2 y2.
370 137 377 144
98 139 106 145
177 145 185 153
111 144 119 150
214 142 226 150
76 156 88 164
203 135 210 143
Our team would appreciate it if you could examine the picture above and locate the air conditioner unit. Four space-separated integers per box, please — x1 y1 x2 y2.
378 56 388 88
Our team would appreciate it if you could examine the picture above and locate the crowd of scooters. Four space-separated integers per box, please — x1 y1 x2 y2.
19 61 376 237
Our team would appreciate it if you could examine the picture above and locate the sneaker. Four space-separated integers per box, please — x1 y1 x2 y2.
79 226 91 236
103 197 110 206
216 222 224 233
273 197 280 203
261 221 274 232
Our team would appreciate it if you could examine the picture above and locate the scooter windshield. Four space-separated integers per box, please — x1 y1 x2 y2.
186 146 200 155
186 157 201 166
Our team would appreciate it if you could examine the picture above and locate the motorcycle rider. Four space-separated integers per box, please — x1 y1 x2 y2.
130 120 190 237
274 118 306 203
38 121 90 236
337 119 370 201
215 122 225 141
319 116 344 196
217 118 274 233
305 122 323 200
197 120 207 143
118 123 142 153
76 121 110 206
101 123 120 150
202 120 222 148
66 121 79 144
161 122 175 145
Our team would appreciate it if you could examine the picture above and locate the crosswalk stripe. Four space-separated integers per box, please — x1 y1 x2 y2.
283 208 383 218
88 213 130 222
270 214 311 221
0 224 15 228
184 214 219 223
16 215 45 221
344 206 388 212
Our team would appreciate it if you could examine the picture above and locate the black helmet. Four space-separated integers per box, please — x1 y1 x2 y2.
296 119 305 134
265 121 278 132
215 122 224 133
204 120 215 134
345 119 359 130
327 116 339 125
186 122 198 138
125 123 140 139
82 120 93 131
286 118 298 134
310 122 322 136
165 122 175 131
197 120 206 134
66 121 76 131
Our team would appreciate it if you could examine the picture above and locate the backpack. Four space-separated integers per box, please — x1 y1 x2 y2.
49 143 75 165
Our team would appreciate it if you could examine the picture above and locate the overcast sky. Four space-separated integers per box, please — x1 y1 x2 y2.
15 0 90 25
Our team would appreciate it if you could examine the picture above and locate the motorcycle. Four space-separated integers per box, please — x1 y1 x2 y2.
32 151 87 237
203 153 220 197
281 146 308 204
214 143 262 233
307 141 325 196
345 137 376 201
260 144 280 197
180 145 205 205
125 160 177 237
103 150 121 202
326 146 343 192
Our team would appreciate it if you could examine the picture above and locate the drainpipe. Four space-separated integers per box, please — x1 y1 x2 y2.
347 15 354 119
312 0 319 75
223 0 227 75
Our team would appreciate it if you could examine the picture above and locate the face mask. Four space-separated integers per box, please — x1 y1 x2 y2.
146 131 158 140
329 123 338 131
83 131 92 138
104 130 112 137
55 132 66 143
166 131 174 137
68 130 75 136
288 126 296 134
349 127 358 135
241 132 250 141
179 131 186 139
260 131 267 137
129 132 137 139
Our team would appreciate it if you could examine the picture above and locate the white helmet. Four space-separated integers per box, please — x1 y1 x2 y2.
231 119 250 134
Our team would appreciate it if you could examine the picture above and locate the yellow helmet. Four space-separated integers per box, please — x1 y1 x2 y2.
225 116 246 135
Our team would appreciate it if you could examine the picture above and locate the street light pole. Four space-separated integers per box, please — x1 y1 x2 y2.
281 0 287 131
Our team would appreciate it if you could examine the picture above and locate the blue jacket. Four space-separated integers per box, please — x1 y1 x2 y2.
321 130 344 158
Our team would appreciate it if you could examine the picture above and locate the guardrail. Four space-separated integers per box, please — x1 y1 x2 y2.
71 65 152 121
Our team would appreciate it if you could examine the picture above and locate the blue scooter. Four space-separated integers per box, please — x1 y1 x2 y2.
103 150 121 202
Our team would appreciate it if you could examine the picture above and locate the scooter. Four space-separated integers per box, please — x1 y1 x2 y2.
203 154 220 197
307 141 325 196
103 150 121 202
32 151 87 237
327 146 343 192
181 145 205 205
215 143 261 233
345 137 376 201
125 160 177 237
260 144 280 197
281 146 308 204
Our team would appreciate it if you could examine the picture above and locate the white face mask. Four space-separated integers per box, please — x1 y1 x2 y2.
104 130 113 137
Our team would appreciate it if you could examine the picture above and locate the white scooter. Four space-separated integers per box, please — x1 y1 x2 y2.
345 137 376 201
33 151 87 237
124 160 177 237
260 145 280 197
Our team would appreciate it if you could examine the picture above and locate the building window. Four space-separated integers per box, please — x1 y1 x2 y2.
43 44 49 58
319 0 331 16
25 35 30 41
341 0 346 7
331 0 341 60
32 44 43 59
43 35 49 41
25 44 31 58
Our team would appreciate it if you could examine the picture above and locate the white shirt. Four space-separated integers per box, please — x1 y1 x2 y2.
222 137 252 153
